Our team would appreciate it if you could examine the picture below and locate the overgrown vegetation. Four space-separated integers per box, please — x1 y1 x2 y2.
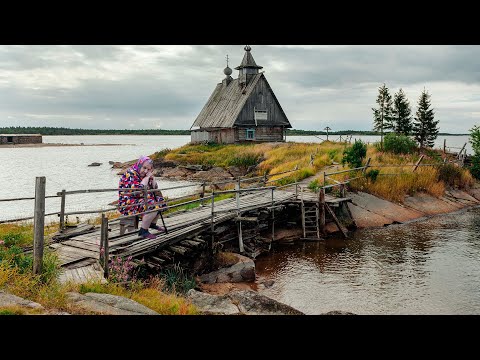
469 125 480 179
159 263 197 295
0 220 198 315
163 141 346 185
342 140 367 168
347 146 474 202
381 133 417 154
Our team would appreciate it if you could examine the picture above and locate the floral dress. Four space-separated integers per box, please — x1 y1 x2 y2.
118 167 166 217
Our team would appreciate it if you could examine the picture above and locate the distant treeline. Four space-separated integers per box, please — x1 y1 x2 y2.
0 126 467 136
0 127 190 135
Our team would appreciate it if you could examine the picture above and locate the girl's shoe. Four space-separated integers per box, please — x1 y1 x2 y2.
149 223 165 232
138 228 156 239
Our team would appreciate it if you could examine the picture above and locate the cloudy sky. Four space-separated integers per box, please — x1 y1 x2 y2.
1 45 479 133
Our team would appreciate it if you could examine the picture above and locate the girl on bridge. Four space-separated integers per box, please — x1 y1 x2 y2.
118 155 167 239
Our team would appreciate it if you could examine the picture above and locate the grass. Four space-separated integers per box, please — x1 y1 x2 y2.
0 219 199 315
346 147 474 202
162 141 347 186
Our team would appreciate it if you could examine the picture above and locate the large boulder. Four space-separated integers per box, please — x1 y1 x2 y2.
198 253 255 284
0 290 44 310
187 289 304 315
66 292 158 315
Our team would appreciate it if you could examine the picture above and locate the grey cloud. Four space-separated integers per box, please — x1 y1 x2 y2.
1 45 479 132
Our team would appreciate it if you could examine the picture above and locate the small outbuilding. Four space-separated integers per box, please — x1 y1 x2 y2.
190 45 292 144
0 134 42 144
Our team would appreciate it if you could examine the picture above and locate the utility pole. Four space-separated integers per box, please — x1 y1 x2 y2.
324 126 331 141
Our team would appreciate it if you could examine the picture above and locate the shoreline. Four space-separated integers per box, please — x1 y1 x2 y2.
0 143 129 148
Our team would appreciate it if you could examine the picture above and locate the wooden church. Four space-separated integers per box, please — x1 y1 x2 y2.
190 45 292 144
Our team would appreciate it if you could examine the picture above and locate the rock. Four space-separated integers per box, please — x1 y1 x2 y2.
198 253 255 284
190 167 234 182
0 290 45 310
320 310 356 315
227 166 247 179
186 289 240 315
152 159 178 168
262 279 275 288
88 162 102 167
66 292 158 315
161 167 196 179
228 290 304 315
187 289 305 315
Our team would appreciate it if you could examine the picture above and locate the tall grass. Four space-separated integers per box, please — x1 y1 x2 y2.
165 141 346 186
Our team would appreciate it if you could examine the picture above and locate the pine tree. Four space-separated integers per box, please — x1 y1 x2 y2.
372 83 393 149
413 89 439 148
392 88 412 135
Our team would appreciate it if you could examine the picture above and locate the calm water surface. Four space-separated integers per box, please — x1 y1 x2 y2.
0 134 473 222
255 207 480 315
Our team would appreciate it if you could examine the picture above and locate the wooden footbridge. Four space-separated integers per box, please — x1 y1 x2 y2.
1 167 357 284
51 185 351 283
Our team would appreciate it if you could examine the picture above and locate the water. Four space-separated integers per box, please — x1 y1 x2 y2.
255 206 480 315
0 134 472 222
0 135 196 222
287 134 473 155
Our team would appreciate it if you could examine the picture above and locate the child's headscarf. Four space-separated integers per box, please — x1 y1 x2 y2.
131 155 153 174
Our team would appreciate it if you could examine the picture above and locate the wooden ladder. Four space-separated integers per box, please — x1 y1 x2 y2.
301 194 321 240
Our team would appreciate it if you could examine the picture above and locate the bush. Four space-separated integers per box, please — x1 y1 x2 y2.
342 140 367 168
160 263 196 295
365 169 380 182
383 133 417 154
308 179 320 192
438 164 464 187
470 154 480 179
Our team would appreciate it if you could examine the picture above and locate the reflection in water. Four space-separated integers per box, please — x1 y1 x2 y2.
255 207 480 315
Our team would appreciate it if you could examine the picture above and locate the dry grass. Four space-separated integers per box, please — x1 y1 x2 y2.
164 141 346 185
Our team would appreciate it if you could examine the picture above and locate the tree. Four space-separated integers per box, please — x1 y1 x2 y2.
412 89 439 148
372 83 393 150
470 125 480 154
391 88 413 135
470 125 480 179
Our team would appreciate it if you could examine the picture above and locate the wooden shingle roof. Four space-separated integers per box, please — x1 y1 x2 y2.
191 73 263 129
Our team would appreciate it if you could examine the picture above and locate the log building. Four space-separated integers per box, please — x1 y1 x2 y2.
0 134 42 144
190 45 292 144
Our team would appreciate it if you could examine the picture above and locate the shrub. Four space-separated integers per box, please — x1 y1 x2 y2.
365 169 380 182
383 133 417 154
308 179 320 192
469 154 480 179
342 140 367 168
160 263 196 295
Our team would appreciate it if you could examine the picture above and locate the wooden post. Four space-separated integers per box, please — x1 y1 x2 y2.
362 158 371 174
99 217 104 267
271 188 274 206
236 178 240 212
457 143 467 159
238 221 244 253
443 139 446 154
272 206 275 243
33 176 46 275
102 214 109 279
210 192 215 254
200 182 206 207
413 154 424 172
319 188 326 235
301 187 306 238
325 203 348 238
340 183 346 198
59 189 66 231
323 171 326 187
295 183 298 200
